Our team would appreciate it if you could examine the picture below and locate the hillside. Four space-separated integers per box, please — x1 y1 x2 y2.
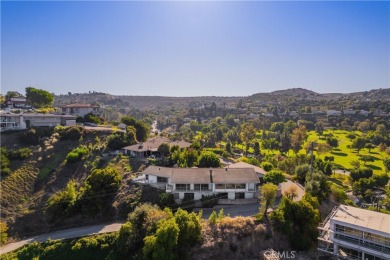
0 128 156 239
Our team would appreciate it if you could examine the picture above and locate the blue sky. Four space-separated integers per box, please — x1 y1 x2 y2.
1 1 389 96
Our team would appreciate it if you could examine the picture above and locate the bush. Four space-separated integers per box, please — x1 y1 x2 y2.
1 147 11 176
0 221 8 245
8 148 32 160
261 162 273 172
66 146 87 163
55 126 84 141
200 194 219 208
331 185 348 203
263 170 285 185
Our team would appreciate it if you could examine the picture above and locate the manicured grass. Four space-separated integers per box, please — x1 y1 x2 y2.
306 130 386 174
222 129 387 174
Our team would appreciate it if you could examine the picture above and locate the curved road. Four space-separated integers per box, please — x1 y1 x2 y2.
0 222 123 255
0 203 260 255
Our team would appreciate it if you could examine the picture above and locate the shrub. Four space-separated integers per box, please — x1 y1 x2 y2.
1 147 11 176
0 221 8 245
8 148 32 160
66 146 87 163
200 194 219 208
261 162 273 172
263 170 285 185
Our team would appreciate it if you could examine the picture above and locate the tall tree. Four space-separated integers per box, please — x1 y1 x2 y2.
25 87 54 108
240 122 256 155
259 183 278 219
291 126 307 154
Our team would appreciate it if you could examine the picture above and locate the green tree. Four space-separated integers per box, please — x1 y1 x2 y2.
384 158 390 173
143 218 179 260
351 137 367 154
263 170 285 185
295 164 310 184
240 122 256 155
174 209 201 247
46 180 78 219
326 137 338 150
271 195 320 250
305 172 330 201
350 168 373 182
364 143 376 153
25 86 54 108
259 183 278 219
253 142 260 156
317 143 332 158
158 143 170 157
291 126 307 154
198 151 220 168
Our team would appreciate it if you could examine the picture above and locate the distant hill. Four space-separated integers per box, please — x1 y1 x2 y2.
54 88 390 111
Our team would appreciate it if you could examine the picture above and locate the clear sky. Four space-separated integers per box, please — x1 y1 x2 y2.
1 1 389 96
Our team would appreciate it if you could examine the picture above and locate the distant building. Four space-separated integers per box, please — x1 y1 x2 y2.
343 109 355 115
318 205 390 260
0 113 76 131
327 110 342 116
60 104 101 117
6 96 31 109
359 110 370 117
138 166 260 204
122 137 191 160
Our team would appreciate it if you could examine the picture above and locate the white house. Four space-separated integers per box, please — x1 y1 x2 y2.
343 109 355 115
139 166 260 204
60 104 101 117
318 205 390 260
0 112 76 131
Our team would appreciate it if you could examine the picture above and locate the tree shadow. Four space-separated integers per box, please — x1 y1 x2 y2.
332 148 341 151
331 151 348 157
365 164 382 170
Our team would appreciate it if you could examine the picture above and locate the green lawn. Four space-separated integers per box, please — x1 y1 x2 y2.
221 129 387 174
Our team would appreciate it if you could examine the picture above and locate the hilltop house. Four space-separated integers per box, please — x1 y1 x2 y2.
5 96 31 109
0 112 76 131
122 137 191 160
60 104 101 117
318 205 390 260
138 166 260 204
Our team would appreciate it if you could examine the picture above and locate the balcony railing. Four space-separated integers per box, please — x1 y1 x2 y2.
334 233 390 255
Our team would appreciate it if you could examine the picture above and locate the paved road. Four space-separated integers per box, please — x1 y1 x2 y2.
198 203 259 219
0 223 123 255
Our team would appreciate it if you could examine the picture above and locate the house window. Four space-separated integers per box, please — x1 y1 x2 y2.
184 193 194 200
157 177 167 183
215 184 225 189
218 193 228 199
235 184 245 189
235 193 245 199
145 175 149 181
194 184 210 191
225 184 235 189
176 184 190 191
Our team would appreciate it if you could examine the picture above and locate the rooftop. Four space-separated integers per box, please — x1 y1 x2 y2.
331 205 390 235
123 137 191 152
61 104 99 108
142 166 259 184
226 161 267 176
